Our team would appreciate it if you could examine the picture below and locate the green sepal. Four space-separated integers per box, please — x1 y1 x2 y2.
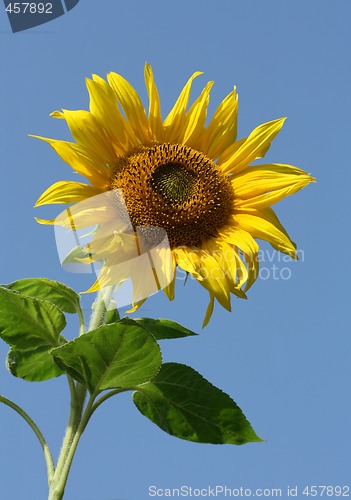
133 318 197 340
62 245 93 265
133 362 263 445
6 345 65 382
3 278 80 314
0 287 66 350
104 307 120 324
51 319 162 394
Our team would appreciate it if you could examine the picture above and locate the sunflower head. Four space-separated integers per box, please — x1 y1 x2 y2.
33 63 315 326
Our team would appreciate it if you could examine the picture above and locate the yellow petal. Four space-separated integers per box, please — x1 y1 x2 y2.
163 276 176 301
243 251 260 292
174 247 230 310
218 137 246 166
82 278 101 294
50 110 65 119
234 207 297 258
86 76 134 154
220 118 286 175
219 225 259 257
200 87 238 159
34 217 55 225
107 71 151 144
151 245 176 298
144 63 164 141
199 253 231 310
29 136 110 187
54 193 125 231
91 230 140 261
84 263 126 292
35 181 103 207
202 294 215 328
219 227 260 290
203 238 248 296
181 80 214 147
163 71 203 141
126 298 147 313
173 247 203 281
232 163 315 209
54 109 117 167
224 245 249 291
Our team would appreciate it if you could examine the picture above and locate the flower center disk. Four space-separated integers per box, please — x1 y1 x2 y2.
111 143 235 248
152 162 196 204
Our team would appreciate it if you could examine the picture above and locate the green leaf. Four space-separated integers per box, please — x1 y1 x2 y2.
133 362 263 445
3 278 80 314
105 307 120 324
51 319 162 394
133 318 197 340
0 287 66 350
7 346 64 382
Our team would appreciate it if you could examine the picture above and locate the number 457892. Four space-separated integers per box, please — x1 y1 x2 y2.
5 3 53 14
302 485 350 497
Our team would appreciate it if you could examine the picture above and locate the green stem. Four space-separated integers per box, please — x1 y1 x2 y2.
54 383 129 485
0 395 55 484
77 305 85 336
48 382 85 500
48 289 112 500
89 286 114 331
91 388 131 415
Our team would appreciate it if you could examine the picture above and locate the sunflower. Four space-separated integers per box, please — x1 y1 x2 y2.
33 63 314 326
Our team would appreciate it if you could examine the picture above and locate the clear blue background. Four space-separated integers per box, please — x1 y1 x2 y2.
1 1 350 499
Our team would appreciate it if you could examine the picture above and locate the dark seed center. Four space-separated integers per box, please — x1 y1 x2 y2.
151 162 196 205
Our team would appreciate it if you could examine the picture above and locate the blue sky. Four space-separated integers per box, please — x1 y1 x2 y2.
0 1 350 499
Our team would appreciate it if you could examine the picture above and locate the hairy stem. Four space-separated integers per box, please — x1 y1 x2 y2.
48 288 113 500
